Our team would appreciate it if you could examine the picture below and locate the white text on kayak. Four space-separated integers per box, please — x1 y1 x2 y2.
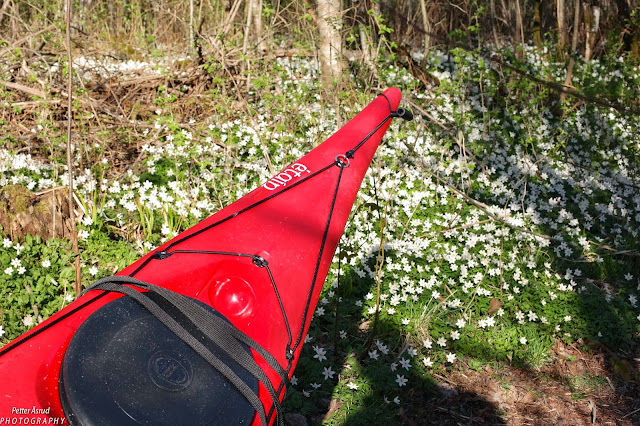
263 163 311 190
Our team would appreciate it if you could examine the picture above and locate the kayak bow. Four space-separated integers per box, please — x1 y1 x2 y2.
0 88 410 425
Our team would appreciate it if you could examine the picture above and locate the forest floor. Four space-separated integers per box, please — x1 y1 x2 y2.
397 342 640 426
287 341 640 425
287 342 640 426
280 343 640 425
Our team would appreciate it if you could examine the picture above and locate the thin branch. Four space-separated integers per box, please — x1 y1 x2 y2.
419 215 508 238
65 0 82 297
588 241 640 258
0 80 46 97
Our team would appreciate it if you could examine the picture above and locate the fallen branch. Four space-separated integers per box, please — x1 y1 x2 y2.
420 215 509 237
622 407 640 419
116 74 172 87
404 98 487 176
8 99 61 108
0 80 46 98
405 98 448 131
589 240 640 258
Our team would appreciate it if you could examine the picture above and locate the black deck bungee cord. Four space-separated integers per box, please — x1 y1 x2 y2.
0 94 411 425
143 249 294 359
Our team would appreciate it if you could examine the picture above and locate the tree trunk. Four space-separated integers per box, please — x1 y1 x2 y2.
488 0 500 46
533 0 542 48
189 0 195 52
253 0 267 53
499 0 511 44
241 0 253 87
0 0 10 31
419 0 431 58
317 0 343 89
557 0 568 58
514 0 525 58
561 0 581 105
359 25 379 83
632 14 640 62
570 0 581 54
584 3 600 61
612 0 633 54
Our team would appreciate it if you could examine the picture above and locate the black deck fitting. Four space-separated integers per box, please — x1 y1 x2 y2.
154 251 172 260
252 255 269 268
392 107 413 121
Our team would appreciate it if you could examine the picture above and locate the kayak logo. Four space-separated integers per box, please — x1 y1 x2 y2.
148 350 192 391
263 163 310 191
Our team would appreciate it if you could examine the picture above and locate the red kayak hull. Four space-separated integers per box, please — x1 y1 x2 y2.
0 88 402 425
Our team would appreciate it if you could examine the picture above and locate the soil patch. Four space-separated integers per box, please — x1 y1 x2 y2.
0 185 75 240
405 343 640 425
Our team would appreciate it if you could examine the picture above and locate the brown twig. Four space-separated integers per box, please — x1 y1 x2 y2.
420 215 508 237
588 241 640 258
0 80 46 98
65 0 82 298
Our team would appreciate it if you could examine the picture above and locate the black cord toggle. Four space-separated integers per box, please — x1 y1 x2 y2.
252 255 269 268
155 251 172 260
334 154 350 168
391 107 414 121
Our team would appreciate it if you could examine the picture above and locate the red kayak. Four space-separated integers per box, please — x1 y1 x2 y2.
0 88 410 425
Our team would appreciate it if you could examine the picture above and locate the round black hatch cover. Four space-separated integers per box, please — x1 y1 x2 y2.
60 292 257 425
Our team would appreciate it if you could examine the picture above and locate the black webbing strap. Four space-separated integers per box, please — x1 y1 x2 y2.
83 276 287 426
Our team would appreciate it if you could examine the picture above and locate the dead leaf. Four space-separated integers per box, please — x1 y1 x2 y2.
488 298 502 314
323 399 341 420
554 342 575 359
